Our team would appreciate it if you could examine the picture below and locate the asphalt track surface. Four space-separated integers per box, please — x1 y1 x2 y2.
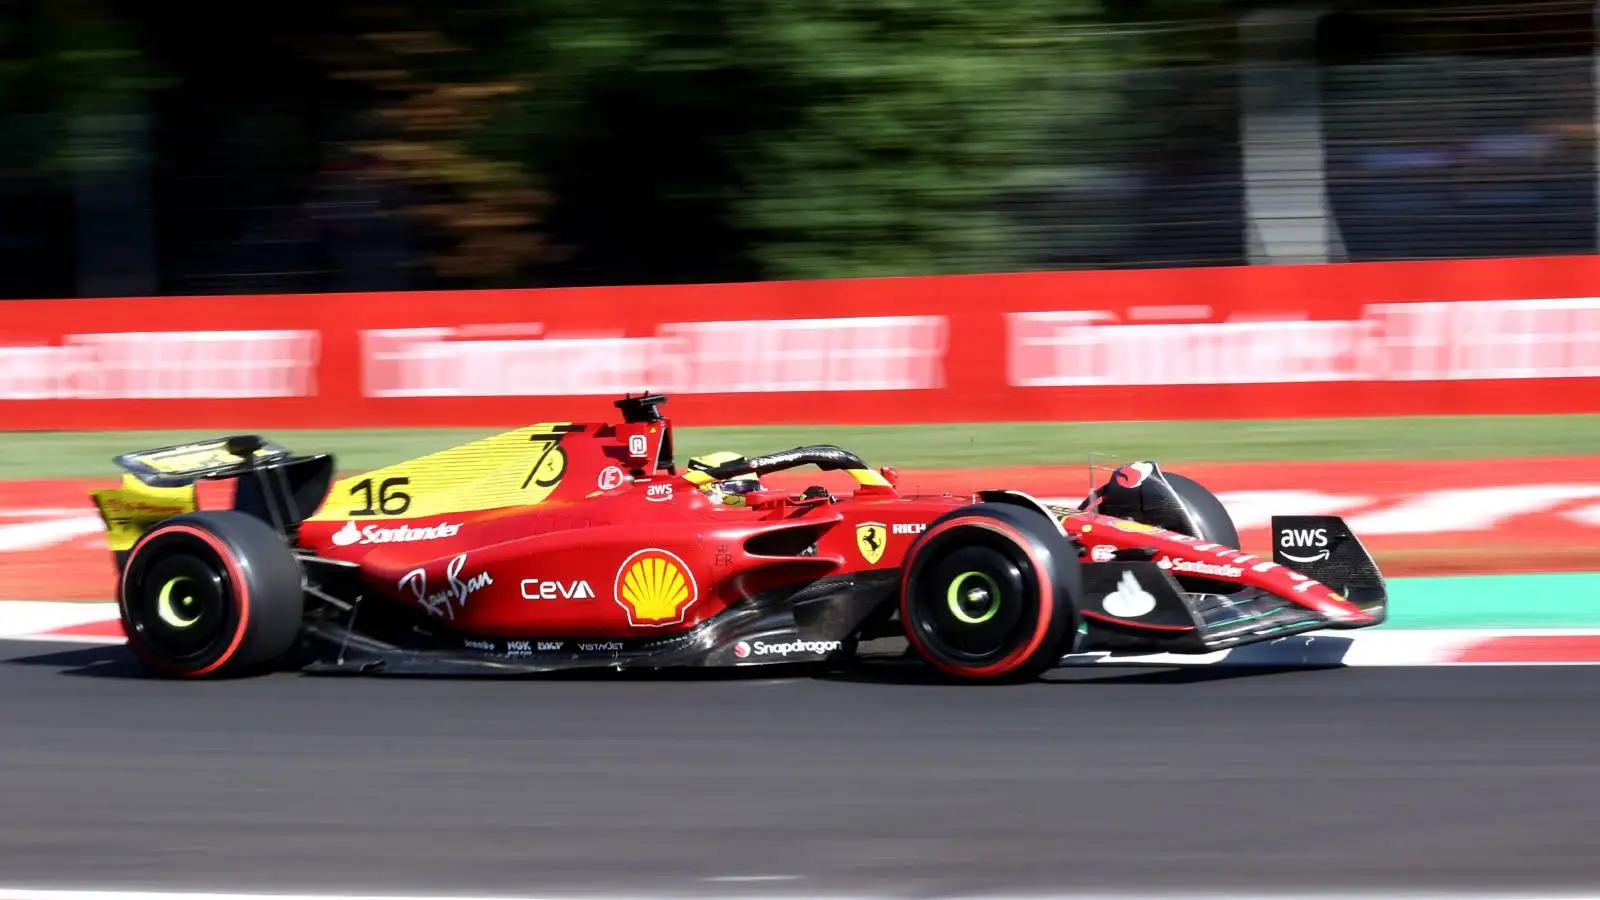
2 641 1600 896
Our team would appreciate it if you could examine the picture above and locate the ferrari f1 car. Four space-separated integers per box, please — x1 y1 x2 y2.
89 393 1387 682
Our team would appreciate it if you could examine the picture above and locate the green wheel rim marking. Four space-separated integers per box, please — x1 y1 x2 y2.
946 571 1002 625
156 576 202 629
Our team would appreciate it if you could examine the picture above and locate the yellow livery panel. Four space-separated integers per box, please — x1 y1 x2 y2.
307 422 585 522
90 475 200 552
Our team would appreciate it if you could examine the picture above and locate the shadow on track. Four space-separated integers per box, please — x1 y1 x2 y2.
1 640 1342 686
817 657 1333 686
3 643 152 678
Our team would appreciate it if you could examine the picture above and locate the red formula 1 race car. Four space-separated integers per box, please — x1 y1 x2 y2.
89 393 1387 682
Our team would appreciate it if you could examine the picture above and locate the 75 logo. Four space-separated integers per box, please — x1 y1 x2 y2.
522 424 586 491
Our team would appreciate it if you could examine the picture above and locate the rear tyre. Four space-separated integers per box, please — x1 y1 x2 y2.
118 511 305 679
899 503 1082 682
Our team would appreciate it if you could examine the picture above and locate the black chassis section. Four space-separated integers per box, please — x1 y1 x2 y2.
289 549 1377 677
292 552 904 677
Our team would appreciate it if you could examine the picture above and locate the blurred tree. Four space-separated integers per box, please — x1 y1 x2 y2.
0 0 170 297
0 0 1259 296
311 4 558 285
724 0 1094 279
510 0 1244 283
505 0 1065 282
0 0 166 170
494 0 772 286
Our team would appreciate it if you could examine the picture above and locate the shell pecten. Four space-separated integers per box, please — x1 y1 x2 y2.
614 548 699 627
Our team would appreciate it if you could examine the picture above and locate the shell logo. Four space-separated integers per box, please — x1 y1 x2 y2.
614 548 699 627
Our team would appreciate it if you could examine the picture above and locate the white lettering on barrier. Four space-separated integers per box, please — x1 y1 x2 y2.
1364 299 1600 381
1007 297 1600 386
359 316 948 397
0 330 320 400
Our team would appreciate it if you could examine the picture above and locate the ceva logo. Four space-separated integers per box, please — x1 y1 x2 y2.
520 579 596 600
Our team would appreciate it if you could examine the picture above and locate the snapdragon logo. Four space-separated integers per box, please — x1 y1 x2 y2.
733 639 842 659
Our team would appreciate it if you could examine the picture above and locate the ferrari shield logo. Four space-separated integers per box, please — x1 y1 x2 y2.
856 522 887 565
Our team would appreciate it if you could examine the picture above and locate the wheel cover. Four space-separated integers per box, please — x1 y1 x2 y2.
124 544 233 662
156 575 203 628
906 534 1037 665
946 571 1002 624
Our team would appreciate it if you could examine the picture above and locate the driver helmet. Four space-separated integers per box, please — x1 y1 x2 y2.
687 450 762 505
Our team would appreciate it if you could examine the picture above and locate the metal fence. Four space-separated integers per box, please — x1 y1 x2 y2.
1006 63 1248 271
1 52 1597 299
1323 56 1595 262
1011 54 1597 272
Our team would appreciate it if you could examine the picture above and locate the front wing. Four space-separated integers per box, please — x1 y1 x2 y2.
1076 515 1388 656
1076 560 1358 656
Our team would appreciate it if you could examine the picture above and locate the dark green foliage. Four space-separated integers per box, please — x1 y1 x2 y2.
1 0 1246 286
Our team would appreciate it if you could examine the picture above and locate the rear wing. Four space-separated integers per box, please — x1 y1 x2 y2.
112 435 296 488
90 435 335 561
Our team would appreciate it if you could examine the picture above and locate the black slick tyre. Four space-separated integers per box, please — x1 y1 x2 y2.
1162 471 1241 548
117 510 305 678
898 503 1082 682
1157 471 1243 594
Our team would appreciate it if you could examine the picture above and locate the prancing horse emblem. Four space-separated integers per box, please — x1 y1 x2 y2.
856 522 886 565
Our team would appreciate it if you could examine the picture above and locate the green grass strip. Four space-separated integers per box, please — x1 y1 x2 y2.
3 413 1597 480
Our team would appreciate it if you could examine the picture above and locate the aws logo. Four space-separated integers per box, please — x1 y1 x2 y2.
1278 526 1331 563
614 548 699 627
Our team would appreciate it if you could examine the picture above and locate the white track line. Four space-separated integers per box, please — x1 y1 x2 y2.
3 883 1600 890
0 515 104 552
0 601 119 636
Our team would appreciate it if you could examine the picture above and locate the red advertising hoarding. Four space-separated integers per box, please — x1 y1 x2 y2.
2 254 1599 430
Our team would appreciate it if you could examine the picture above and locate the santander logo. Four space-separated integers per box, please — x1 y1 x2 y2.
1157 556 1244 578
331 519 461 547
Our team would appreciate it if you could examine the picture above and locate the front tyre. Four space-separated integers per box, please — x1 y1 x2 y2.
899 503 1082 682
1154 471 1246 595
1162 471 1240 549
118 511 305 678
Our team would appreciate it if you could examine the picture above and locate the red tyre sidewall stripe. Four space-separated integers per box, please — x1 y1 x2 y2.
119 524 253 678
900 516 1055 679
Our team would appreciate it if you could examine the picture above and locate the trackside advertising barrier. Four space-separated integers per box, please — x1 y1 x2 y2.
2 254 1600 430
